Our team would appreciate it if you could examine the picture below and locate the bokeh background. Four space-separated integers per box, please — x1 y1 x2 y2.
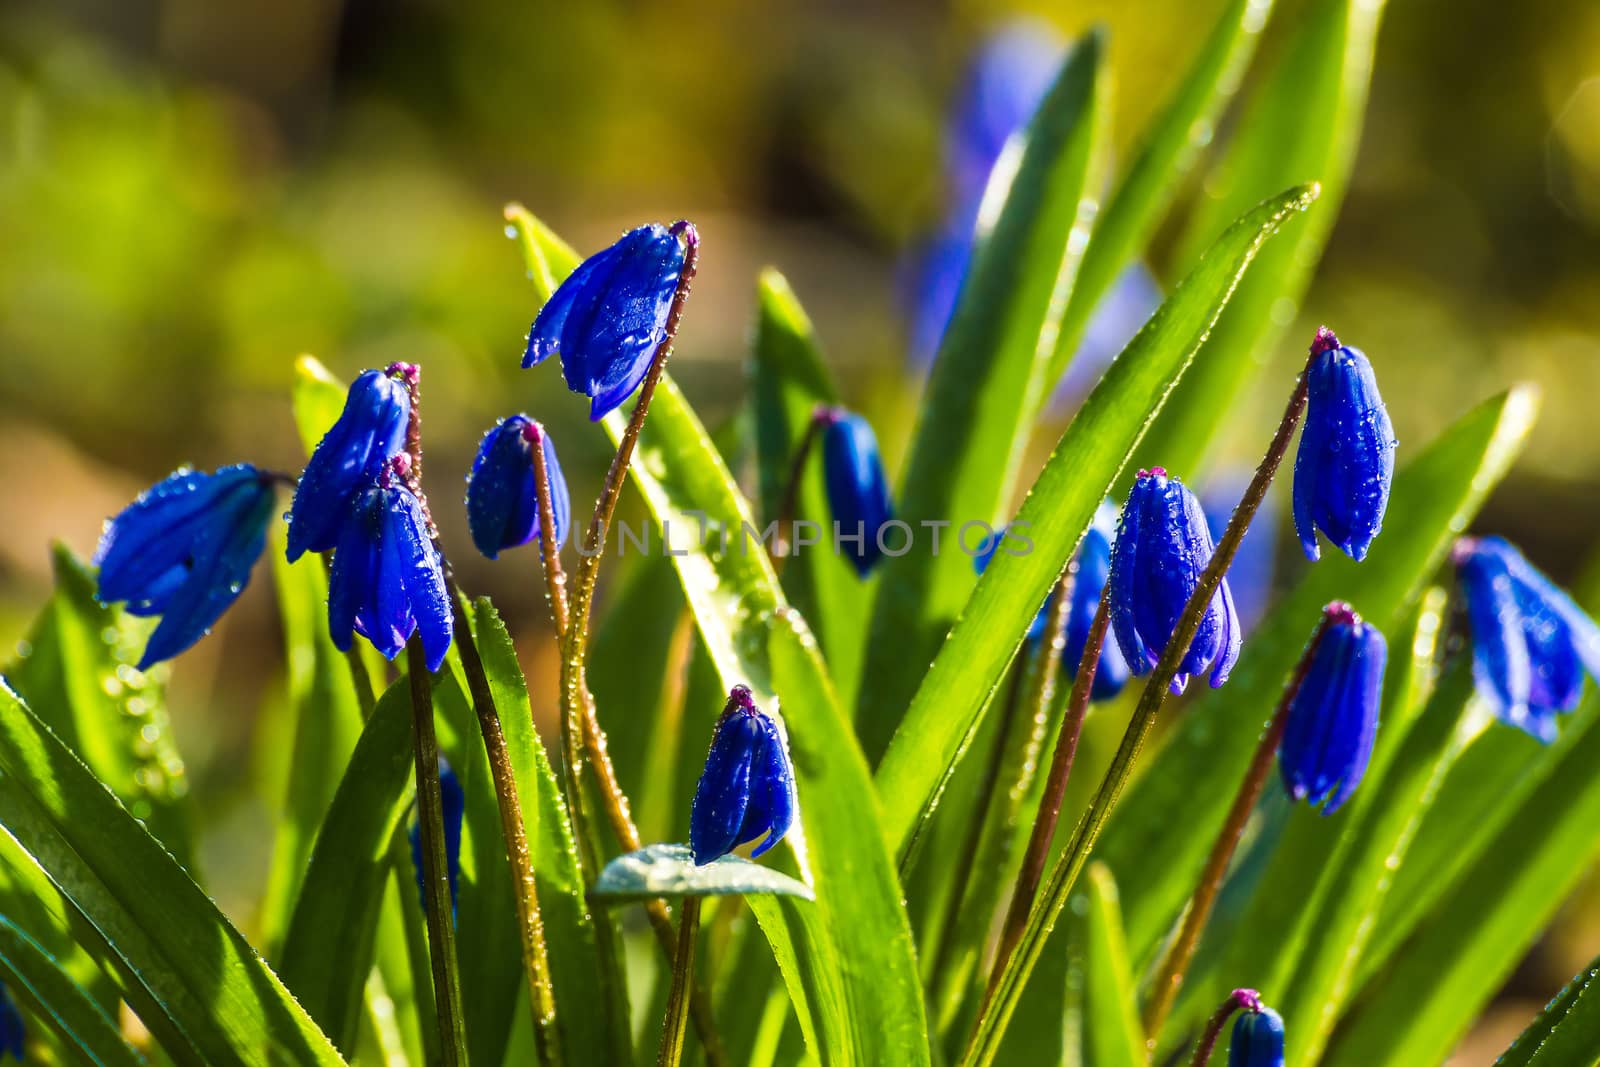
2 0 1599 1060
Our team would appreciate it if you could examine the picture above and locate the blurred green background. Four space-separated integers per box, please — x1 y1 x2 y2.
2 0 1598 1059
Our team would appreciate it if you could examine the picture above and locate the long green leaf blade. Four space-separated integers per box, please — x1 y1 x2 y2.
0 915 145 1066
1079 864 1145 1067
1496 953 1600 1067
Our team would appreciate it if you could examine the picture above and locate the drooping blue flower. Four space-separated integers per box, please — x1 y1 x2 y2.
1065 501 1131 701
94 464 278 669
409 759 465 919
1279 602 1387 815
1203 473 1279 632
328 475 452 672
819 408 894 577
1293 327 1396 563
0 980 24 1061
1108 468 1241 694
524 223 692 421
465 415 570 560
286 369 411 562
689 685 797 865
1229 1004 1285 1067
1454 536 1600 743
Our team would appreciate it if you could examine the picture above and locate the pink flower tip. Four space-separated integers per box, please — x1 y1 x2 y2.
1231 988 1264 1013
1311 326 1341 356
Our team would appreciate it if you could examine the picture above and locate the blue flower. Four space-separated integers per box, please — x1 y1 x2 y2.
286 369 411 562
328 477 452 672
409 760 465 920
465 415 570 560
1066 501 1131 701
1454 536 1600 743
1229 1004 1285 1067
819 409 894 577
1280 603 1387 814
1203 472 1279 632
524 223 691 421
688 685 797 865
1293 327 1396 562
94 464 277 669
1108 468 1241 694
0 980 24 1061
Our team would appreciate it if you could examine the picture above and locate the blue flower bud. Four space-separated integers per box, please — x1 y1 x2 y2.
1280 603 1387 815
94 464 277 669
688 685 797 865
465 415 570 560
1108 469 1241 694
1454 536 1600 742
409 760 465 920
524 223 691 421
1229 1004 1285 1067
1293 328 1396 563
286 369 411 562
819 409 894 577
0 979 25 1061
328 472 453 672
1067 501 1131 700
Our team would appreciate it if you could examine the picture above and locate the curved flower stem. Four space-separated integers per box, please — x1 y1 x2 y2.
528 425 571 634
990 584 1109 987
1189 988 1263 1067
405 636 468 1067
768 407 828 566
966 362 1311 1067
656 897 702 1067
1142 613 1332 1048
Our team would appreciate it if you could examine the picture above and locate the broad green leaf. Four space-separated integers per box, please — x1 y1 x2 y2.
591 845 815 901
1323 668 1600 1067
875 185 1320 864
291 354 348 455
858 31 1109 758
1046 0 1274 390
745 895 830 1063
1496 953 1600 1067
1096 385 1540 969
0 915 145 1066
7 544 190 863
1132 0 1386 480
1078 864 1145 1067
750 269 865 701
0 679 344 1065
503 202 577 299
278 676 414 1056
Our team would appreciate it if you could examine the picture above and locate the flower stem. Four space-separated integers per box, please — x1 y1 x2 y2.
1142 612 1332 1047
404 635 468 1067
965 363 1311 1067
656 897 702 1067
1189 988 1263 1067
768 406 828 565
528 423 571 635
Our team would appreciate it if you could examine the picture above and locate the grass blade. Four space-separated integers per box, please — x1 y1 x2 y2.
0 915 145 1066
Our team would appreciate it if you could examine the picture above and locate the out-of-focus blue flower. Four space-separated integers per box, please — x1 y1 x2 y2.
1108 468 1241 694
1056 263 1164 403
524 223 691 421
465 415 570 560
1203 473 1279 632
819 409 894 577
94 464 277 669
689 685 797 865
1280 602 1387 814
1454 536 1600 742
409 760 465 920
286 369 411 562
1229 1003 1285 1067
0 980 24 1061
1066 501 1131 700
328 475 452 672
1293 327 1396 563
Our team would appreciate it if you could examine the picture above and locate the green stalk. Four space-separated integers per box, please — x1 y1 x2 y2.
656 897 702 1067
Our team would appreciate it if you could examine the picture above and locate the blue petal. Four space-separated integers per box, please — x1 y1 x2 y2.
1459 544 1535 734
328 488 388 658
95 466 244 607
1296 345 1396 563
1496 536 1600 708
1108 479 1150 673
821 412 894 577
465 416 568 560
741 713 797 858
376 485 452 672
689 711 761 864
523 241 620 368
1229 1007 1285 1067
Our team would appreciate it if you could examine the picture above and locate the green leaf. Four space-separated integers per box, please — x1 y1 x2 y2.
858 31 1109 757
1132 0 1387 480
7 544 191 864
590 845 815 902
1047 0 1274 391
278 676 414 1056
503 202 579 300
0 679 344 1065
1096 385 1540 970
749 269 865 701
744 895 832 1062
0 915 145 1066
1077 864 1145 1067
1495 953 1600 1067
874 184 1319 864
291 354 349 455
